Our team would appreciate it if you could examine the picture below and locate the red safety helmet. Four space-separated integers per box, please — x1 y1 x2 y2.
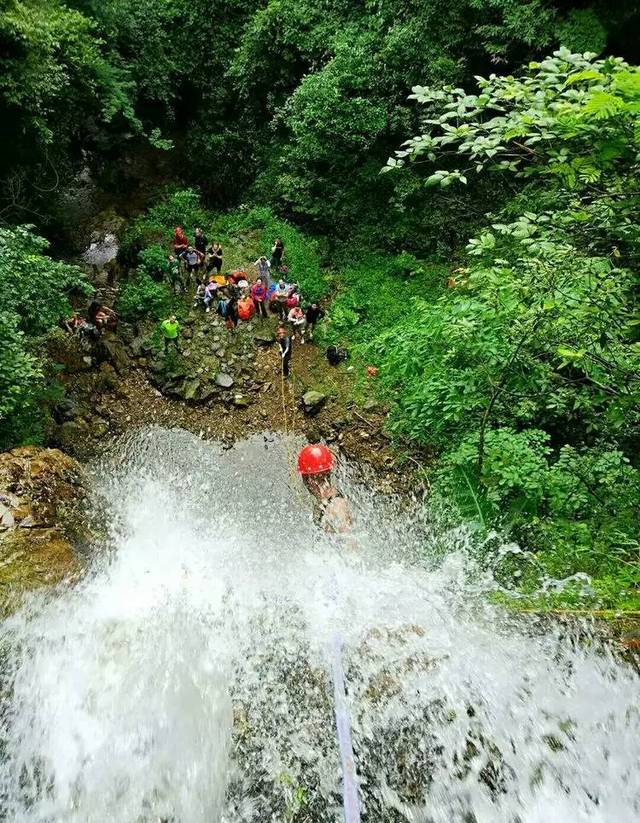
297 444 334 476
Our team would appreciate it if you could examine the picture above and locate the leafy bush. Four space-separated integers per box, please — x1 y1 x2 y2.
117 269 172 322
0 225 88 448
138 244 171 280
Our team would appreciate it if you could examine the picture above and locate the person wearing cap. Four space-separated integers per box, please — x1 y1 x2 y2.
297 444 352 534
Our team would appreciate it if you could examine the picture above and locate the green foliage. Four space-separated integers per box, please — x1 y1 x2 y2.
0 225 88 448
555 9 607 54
117 268 172 323
381 48 640 608
0 0 140 218
321 254 445 346
138 244 171 279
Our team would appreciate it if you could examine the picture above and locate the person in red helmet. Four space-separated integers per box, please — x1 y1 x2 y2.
298 444 353 534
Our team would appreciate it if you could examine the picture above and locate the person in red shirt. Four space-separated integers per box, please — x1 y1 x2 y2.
173 227 189 258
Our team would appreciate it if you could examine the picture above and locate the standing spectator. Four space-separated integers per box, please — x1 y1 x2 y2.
304 303 325 340
254 255 272 288
160 315 180 353
277 325 293 378
173 227 189 259
287 305 307 341
180 246 204 281
274 279 289 321
168 255 182 293
207 242 223 274
194 227 207 256
270 238 285 271
251 277 268 319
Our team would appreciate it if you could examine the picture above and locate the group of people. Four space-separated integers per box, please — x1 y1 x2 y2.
163 226 326 376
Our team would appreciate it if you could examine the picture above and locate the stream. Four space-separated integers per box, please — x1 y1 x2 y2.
0 428 638 822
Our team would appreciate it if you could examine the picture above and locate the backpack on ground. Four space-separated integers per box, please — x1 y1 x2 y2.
326 345 348 366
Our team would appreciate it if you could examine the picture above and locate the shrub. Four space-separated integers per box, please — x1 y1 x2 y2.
0 225 88 448
138 244 171 280
117 268 172 322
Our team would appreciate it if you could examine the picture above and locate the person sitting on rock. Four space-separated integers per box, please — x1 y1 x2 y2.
88 301 117 332
238 294 255 322
63 313 86 335
193 282 206 309
287 305 307 342
204 278 218 312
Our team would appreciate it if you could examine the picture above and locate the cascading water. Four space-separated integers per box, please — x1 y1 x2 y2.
0 427 638 822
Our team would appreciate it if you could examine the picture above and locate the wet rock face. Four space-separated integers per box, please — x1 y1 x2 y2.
0 447 88 609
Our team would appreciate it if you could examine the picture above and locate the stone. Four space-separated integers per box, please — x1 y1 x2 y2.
0 447 88 608
254 333 276 346
182 379 201 401
215 373 234 389
97 335 130 374
45 329 94 373
52 398 87 424
302 390 327 416
129 336 146 357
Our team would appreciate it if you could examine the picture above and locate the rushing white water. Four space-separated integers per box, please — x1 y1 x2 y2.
0 428 638 823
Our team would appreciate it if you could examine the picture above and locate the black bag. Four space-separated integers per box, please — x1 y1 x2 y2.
326 345 348 366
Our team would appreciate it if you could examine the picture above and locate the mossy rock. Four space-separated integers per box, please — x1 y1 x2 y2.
0 447 89 611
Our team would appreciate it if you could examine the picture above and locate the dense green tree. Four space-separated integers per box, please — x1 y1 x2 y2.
0 226 88 447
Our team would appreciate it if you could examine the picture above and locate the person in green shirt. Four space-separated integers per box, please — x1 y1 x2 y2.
160 315 180 353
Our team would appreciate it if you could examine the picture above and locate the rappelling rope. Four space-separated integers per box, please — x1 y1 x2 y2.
279 358 304 497
330 631 362 823
280 349 361 822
